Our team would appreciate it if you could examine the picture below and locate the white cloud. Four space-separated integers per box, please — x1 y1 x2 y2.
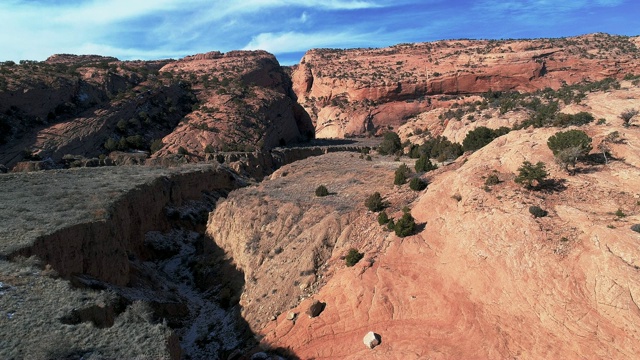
242 30 380 53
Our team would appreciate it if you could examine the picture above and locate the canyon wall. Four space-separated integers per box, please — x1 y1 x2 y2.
291 33 640 138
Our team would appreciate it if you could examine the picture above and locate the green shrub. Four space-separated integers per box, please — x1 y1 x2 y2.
345 248 364 267
409 177 428 191
378 131 402 155
553 112 594 127
365 192 385 212
315 185 329 197
547 130 592 156
177 146 188 155
104 137 118 152
377 211 390 225
386 218 395 231
547 130 592 173
484 174 500 186
514 161 548 189
116 119 128 133
394 164 410 185
529 205 548 218
125 135 145 150
415 154 437 172
615 209 626 217
204 144 215 154
462 126 510 152
394 211 416 237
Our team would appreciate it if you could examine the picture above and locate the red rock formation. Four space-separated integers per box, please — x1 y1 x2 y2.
292 33 640 138
254 123 640 359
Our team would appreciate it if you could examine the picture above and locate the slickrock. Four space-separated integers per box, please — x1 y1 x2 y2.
259 123 640 359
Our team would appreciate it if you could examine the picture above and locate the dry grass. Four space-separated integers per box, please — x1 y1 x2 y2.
0 259 174 360
0 164 218 256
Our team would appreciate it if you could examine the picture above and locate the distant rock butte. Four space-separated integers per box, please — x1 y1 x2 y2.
291 33 640 138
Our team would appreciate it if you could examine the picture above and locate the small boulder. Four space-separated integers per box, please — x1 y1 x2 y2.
363 331 381 349
306 300 326 318
286 311 297 321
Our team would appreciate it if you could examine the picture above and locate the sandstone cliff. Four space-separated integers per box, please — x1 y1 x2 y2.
0 51 313 169
152 50 313 158
206 85 640 357
292 33 640 138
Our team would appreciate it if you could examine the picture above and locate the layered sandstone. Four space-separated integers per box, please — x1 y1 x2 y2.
151 50 313 158
248 123 640 359
292 33 640 138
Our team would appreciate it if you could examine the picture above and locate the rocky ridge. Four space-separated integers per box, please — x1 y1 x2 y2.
292 33 640 138
205 83 640 358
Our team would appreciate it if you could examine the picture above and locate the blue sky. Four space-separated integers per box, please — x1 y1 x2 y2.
1 0 638 65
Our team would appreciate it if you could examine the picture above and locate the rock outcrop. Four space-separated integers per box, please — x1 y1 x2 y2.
0 51 313 169
253 122 640 359
206 151 416 332
292 33 640 138
151 50 314 158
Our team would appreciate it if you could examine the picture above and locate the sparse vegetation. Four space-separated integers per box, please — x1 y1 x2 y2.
529 205 548 218
598 131 620 164
394 210 416 237
462 126 510 152
408 136 463 162
394 163 410 185
409 177 428 191
547 130 592 173
377 211 390 225
484 173 500 186
619 108 638 127
365 192 386 212
414 154 437 172
345 248 364 267
514 161 548 189
378 131 402 155
315 185 329 197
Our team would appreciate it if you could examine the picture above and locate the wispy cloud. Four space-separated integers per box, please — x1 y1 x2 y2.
243 30 381 53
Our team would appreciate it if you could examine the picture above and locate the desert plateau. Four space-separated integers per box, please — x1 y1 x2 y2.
1 32 640 359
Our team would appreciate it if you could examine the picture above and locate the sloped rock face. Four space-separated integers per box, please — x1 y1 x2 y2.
292 33 640 138
0 51 313 169
258 123 640 359
0 56 189 167
206 152 416 332
152 51 313 158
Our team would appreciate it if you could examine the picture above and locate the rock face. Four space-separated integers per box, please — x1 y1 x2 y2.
0 51 313 169
206 151 415 332
0 56 191 168
254 121 640 359
6 164 241 286
291 33 640 138
152 50 314 158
